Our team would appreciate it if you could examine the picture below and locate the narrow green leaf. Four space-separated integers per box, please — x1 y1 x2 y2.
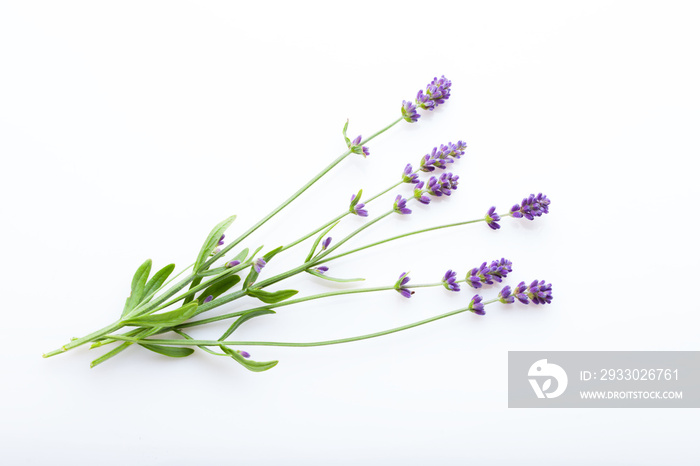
90 342 132 368
199 274 241 303
247 288 298 304
194 215 237 272
243 270 258 290
306 269 365 283
220 345 278 372
123 302 198 328
248 245 264 261
219 309 275 341
139 343 194 358
305 220 341 262
232 248 249 263
141 263 175 304
263 245 284 262
349 188 363 208
122 259 152 317
198 266 229 277
343 119 351 147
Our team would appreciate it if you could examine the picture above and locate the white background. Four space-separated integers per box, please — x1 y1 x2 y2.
2 1 699 464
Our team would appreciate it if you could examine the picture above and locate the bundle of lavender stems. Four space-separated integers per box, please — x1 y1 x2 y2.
44 76 552 371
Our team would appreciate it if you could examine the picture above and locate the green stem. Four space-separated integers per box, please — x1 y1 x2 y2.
280 156 406 252
313 210 394 262
204 117 404 269
179 285 397 329
317 217 487 264
105 300 499 348
43 321 124 358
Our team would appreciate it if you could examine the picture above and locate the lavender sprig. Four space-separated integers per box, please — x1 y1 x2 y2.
44 76 553 374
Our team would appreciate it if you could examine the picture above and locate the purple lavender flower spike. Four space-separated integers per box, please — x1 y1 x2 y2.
485 206 501 230
510 193 551 220
394 272 414 298
512 280 553 305
469 294 485 315
225 260 241 268
466 258 513 289
203 295 214 304
418 141 466 172
254 257 266 274
498 285 515 304
415 75 452 111
218 234 225 246
442 270 461 292
349 193 368 217
314 266 329 275
393 195 412 215
239 350 251 359
321 237 332 250
528 279 553 305
402 164 419 184
401 100 420 123
413 181 431 205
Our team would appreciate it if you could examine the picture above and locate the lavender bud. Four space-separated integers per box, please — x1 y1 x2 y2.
498 285 515 304
469 294 485 315
402 164 419 184
442 269 461 292
203 295 214 303
401 100 420 123
393 195 412 215
218 234 225 246
349 193 369 217
528 279 553 305
413 181 431 205
485 206 501 230
254 257 266 274
394 272 414 299
314 266 329 275
239 350 251 359
321 237 332 250
225 260 241 268
349 135 369 158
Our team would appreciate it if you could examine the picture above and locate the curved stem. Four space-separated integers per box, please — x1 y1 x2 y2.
204 117 404 269
317 217 486 264
281 177 406 253
105 300 499 348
